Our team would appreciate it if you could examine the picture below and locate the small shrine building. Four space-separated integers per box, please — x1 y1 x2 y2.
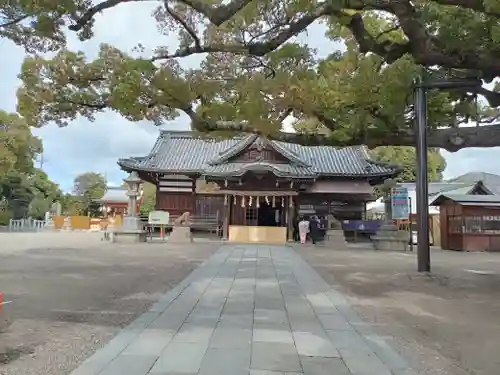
97 186 130 217
118 131 400 243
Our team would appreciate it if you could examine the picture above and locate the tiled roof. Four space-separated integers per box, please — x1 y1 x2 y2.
430 194 500 206
97 187 128 203
399 181 495 197
209 134 309 167
447 172 500 195
204 162 318 178
118 131 399 178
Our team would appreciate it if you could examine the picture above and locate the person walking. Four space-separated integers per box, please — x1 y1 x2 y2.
298 216 310 244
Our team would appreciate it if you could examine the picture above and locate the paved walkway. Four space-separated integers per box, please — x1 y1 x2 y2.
70 245 416 375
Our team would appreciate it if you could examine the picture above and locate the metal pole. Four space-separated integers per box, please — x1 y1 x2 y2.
409 197 413 252
415 79 430 272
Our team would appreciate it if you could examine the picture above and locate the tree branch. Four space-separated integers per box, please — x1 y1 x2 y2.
0 14 29 28
345 12 410 64
153 2 340 60
178 0 254 26
68 0 140 31
430 0 500 17
164 0 201 49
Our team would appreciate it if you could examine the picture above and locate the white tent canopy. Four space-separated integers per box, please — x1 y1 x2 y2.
366 194 440 216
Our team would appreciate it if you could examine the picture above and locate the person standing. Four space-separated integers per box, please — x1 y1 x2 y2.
298 216 310 244
293 216 300 242
309 215 320 244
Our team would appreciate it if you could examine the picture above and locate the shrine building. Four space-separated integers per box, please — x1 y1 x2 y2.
118 131 400 243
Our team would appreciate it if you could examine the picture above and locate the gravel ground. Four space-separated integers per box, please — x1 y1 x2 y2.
296 245 500 375
0 233 218 375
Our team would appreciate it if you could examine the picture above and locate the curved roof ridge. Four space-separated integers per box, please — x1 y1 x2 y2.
268 140 309 167
208 134 258 165
204 161 318 178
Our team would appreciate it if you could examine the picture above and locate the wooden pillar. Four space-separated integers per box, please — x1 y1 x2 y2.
222 194 229 240
191 178 196 215
287 196 294 241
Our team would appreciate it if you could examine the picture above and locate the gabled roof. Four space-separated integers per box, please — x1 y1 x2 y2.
398 180 494 196
430 194 500 207
118 131 400 179
447 172 500 195
208 134 309 167
97 186 128 204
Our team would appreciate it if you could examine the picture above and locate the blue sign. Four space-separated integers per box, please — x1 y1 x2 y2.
391 186 409 220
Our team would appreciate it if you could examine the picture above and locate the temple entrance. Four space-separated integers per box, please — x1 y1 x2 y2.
258 202 282 227
228 195 290 243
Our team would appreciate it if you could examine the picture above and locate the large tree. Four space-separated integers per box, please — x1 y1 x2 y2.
0 110 46 219
7 1 500 150
0 110 42 178
73 172 106 216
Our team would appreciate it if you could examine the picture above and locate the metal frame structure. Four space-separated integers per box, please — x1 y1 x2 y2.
413 69 481 272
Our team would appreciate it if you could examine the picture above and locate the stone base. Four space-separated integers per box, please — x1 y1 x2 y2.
372 223 408 251
168 226 193 243
324 229 348 250
372 238 408 251
112 230 148 243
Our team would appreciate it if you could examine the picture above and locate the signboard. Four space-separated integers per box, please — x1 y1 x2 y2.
148 211 170 225
391 186 409 220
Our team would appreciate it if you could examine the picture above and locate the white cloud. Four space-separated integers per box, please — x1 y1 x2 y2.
1 3 499 192
441 148 500 179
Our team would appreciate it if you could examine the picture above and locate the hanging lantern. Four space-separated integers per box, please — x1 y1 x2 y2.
233 195 237 205
248 196 253 207
276 181 279 187
241 196 245 207
272 196 276 208
290 181 294 188
256 196 260 208
224 179 228 187
265 196 270 205
281 197 285 207
224 194 228 206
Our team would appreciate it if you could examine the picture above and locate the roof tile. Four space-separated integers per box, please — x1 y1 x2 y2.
118 131 399 178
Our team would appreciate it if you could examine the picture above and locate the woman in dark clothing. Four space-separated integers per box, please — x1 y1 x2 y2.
309 215 320 244
293 216 299 242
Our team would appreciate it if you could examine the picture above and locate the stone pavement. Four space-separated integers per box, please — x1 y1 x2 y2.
70 245 416 375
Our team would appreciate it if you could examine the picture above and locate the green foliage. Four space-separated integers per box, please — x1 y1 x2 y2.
60 193 85 216
72 172 106 216
0 168 62 219
371 147 446 183
27 169 63 218
0 0 94 53
0 203 11 226
0 110 42 178
6 0 500 148
0 171 34 218
140 182 157 215
294 119 446 183
0 110 60 219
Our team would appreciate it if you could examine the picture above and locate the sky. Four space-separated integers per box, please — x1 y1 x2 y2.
1 3 499 192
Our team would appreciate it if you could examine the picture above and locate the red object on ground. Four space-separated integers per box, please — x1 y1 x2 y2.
0 292 3 310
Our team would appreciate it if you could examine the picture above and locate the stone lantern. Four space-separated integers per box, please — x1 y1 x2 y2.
372 178 408 251
124 171 142 218
382 178 397 221
112 171 147 243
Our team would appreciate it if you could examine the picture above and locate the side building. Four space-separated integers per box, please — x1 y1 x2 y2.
118 131 400 242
